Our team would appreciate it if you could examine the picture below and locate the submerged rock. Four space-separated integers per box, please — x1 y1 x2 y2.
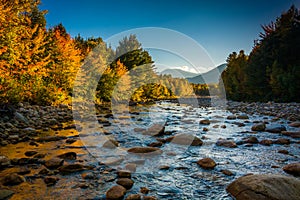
226 174 300 200
44 176 59 186
199 119 210 125
58 163 86 174
106 185 127 200
127 147 162 155
57 152 77 160
197 158 216 169
125 194 141 200
168 133 203 146
289 121 300 127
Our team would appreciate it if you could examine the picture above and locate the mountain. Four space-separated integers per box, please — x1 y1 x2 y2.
187 64 227 84
160 68 199 78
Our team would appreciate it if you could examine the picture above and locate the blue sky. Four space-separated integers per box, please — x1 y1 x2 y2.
40 0 299 72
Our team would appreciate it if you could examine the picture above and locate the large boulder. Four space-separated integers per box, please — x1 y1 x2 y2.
226 174 300 200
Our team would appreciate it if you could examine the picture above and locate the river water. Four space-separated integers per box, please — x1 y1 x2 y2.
0 100 299 199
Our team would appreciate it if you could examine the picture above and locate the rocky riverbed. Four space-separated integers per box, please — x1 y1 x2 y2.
0 100 299 199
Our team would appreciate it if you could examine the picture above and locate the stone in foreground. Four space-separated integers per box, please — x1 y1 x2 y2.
197 158 216 169
226 174 300 200
283 163 300 176
106 185 127 200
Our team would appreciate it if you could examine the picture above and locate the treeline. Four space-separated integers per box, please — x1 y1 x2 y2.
0 0 197 105
221 5 300 102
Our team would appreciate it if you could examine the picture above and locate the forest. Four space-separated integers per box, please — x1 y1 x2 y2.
221 5 300 102
0 0 202 106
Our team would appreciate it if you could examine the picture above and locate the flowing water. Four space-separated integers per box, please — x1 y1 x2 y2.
0 101 299 199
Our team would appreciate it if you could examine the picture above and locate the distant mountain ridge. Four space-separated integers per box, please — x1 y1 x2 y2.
160 68 199 78
187 64 227 84
159 64 227 84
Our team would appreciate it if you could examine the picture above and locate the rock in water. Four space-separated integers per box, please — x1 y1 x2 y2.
116 178 134 189
106 185 127 200
216 138 237 148
197 158 216 169
1 173 25 186
14 112 29 124
127 147 162 155
0 155 10 168
283 163 300 176
265 125 286 133
251 123 266 131
45 157 64 169
168 133 203 146
226 174 300 200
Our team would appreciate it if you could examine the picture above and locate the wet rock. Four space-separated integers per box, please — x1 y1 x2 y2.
148 141 163 147
25 150 38 157
251 123 266 131
127 147 162 155
202 127 209 132
233 122 245 127
283 163 300 176
36 136 67 142
38 168 51 175
199 119 210 125
125 194 141 200
117 178 134 189
289 121 300 127
197 158 216 169
237 114 249 119
103 138 119 149
81 172 95 179
45 157 64 169
259 139 273 146
159 165 170 170
124 163 137 172
66 138 77 144
216 138 237 148
265 125 286 133
106 185 127 200
274 138 290 145
1 173 25 186
0 189 14 199
282 131 300 138
33 153 46 159
57 152 77 160
0 155 10 168
117 170 131 178
221 125 226 129
221 169 234 176
44 176 59 186
58 163 86 174
144 123 165 136
278 149 289 154
14 112 29 124
227 115 236 120
168 133 203 146
244 136 259 144
17 166 31 175
140 187 150 194
226 174 300 200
